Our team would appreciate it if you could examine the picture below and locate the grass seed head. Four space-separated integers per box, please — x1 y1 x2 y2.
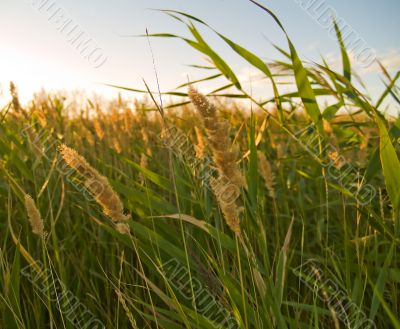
188 85 216 117
115 222 131 235
210 177 242 236
59 144 130 222
24 194 46 238
257 151 275 198
189 87 246 189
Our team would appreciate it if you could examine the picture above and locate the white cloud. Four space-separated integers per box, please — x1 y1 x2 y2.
321 48 400 76
363 49 400 74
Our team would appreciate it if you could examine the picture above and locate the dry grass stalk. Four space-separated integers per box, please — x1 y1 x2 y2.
86 129 95 146
24 194 47 238
123 108 133 133
188 86 245 188
323 119 333 136
58 144 130 222
10 82 22 113
115 289 137 327
140 127 153 157
112 137 122 154
115 223 130 235
139 153 148 184
210 177 242 236
188 86 244 236
194 126 206 159
257 151 275 198
327 150 344 169
33 111 48 128
93 119 104 141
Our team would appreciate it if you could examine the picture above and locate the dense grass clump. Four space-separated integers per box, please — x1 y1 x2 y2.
1 4 399 329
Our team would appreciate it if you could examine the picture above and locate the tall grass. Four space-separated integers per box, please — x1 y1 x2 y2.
0 3 399 329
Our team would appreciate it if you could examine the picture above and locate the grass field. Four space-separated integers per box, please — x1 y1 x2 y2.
1 4 399 329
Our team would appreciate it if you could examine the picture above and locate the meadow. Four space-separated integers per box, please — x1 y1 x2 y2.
1 4 399 329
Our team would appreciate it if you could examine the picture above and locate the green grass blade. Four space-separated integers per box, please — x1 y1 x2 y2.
333 19 351 81
376 115 400 211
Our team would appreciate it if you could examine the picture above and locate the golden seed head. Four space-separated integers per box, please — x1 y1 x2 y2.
123 108 133 133
188 87 245 236
115 223 130 235
139 153 148 184
82 126 95 146
10 82 22 113
194 127 206 159
58 144 93 176
189 87 246 190
188 85 216 118
141 127 149 145
210 177 242 236
34 111 47 128
112 137 122 154
115 289 137 327
93 119 104 140
257 151 275 198
24 194 46 238
327 150 344 169
323 119 333 135
59 145 130 222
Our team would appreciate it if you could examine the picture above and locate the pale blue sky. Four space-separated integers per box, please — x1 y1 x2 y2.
0 0 399 106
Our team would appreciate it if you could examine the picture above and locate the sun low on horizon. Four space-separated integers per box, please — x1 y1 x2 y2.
1 0 399 108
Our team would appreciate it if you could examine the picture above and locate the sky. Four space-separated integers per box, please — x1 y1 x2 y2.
0 0 399 108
